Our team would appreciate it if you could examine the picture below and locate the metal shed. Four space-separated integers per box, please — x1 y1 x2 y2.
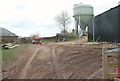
88 5 120 42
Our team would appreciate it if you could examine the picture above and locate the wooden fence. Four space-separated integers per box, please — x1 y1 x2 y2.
102 46 120 79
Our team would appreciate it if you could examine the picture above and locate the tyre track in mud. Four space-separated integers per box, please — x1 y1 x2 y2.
57 45 102 79
25 45 54 79
52 46 65 79
25 44 64 79
2 45 40 79
25 44 102 79
19 46 42 79
3 43 102 79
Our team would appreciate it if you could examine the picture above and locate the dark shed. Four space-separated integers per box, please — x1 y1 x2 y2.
88 5 120 42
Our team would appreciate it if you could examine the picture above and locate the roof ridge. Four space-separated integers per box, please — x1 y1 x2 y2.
0 27 18 37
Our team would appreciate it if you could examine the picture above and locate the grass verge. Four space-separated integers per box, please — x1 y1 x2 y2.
1 44 30 61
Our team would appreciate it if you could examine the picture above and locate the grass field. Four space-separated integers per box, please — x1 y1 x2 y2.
1 44 30 61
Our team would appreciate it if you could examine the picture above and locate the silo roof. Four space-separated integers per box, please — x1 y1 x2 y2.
0 27 18 37
74 3 93 8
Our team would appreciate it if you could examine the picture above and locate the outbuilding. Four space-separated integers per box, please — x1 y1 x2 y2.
88 5 120 42
0 27 18 44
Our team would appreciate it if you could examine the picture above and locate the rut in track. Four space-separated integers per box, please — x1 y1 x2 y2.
19 47 42 79
25 45 64 79
52 46 65 79
3 43 102 79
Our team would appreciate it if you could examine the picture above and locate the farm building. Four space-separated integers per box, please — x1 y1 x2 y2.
18 37 32 43
88 5 120 42
0 27 18 44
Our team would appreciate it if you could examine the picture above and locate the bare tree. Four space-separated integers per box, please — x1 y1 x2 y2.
55 11 71 34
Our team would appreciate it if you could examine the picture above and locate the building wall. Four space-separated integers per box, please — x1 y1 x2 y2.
88 5 120 42
1 36 18 43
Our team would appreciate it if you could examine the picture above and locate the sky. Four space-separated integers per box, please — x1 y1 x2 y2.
0 0 119 37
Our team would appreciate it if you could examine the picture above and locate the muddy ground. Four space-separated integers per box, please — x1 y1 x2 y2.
2 42 103 79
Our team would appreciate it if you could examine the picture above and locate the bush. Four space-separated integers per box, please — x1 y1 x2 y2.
55 33 79 42
65 34 79 41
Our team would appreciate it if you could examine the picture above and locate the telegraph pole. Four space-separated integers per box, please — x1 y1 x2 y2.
93 15 95 42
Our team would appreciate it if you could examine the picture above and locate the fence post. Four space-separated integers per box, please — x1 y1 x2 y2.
102 47 108 79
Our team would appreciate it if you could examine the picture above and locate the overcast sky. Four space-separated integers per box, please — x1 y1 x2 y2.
0 0 119 37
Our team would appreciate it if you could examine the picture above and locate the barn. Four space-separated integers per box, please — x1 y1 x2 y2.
88 5 120 42
0 27 18 44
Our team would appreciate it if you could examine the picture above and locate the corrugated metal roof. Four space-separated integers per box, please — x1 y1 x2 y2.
0 27 18 37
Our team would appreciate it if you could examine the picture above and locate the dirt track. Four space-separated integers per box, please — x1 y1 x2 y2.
2 42 103 79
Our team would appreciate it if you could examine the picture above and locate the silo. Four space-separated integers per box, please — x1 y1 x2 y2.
73 3 94 34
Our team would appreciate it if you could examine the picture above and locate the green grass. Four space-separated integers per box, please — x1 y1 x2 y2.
1 44 30 61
